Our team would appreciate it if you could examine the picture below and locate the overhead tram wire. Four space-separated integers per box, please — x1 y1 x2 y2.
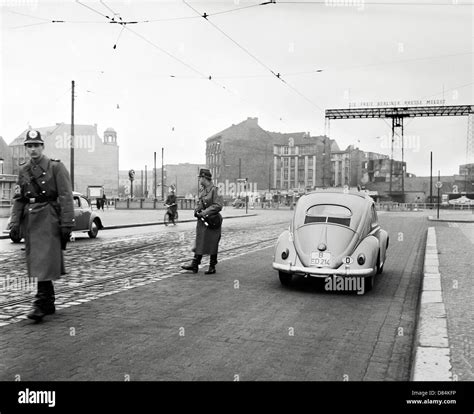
75 0 236 96
276 0 474 5
182 0 325 115
7 1 272 26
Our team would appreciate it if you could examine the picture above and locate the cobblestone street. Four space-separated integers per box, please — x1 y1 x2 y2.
0 211 429 381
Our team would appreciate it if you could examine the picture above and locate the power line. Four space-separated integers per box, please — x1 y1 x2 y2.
276 0 474 4
5 1 272 26
182 0 324 114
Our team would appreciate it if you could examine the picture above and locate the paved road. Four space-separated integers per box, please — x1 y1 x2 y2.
0 211 427 381
435 222 474 380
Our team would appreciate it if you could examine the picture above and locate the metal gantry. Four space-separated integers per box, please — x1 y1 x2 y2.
325 105 474 201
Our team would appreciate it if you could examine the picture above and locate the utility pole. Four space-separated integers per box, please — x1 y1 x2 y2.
154 152 157 200
437 170 440 219
239 158 242 178
161 147 164 201
70 80 75 190
401 119 405 203
245 177 248 214
197 166 200 196
430 152 433 205
140 170 144 197
145 165 147 198
268 161 271 191
389 123 394 199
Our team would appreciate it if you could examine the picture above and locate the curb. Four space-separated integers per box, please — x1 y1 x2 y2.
411 227 453 381
427 215 474 223
0 214 258 240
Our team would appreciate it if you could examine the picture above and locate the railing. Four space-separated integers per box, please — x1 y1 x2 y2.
375 202 474 211
115 199 197 210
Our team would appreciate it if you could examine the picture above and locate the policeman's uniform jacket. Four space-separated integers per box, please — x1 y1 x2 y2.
10 155 75 281
194 185 223 255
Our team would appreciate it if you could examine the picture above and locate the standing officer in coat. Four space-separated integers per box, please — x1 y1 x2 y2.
181 169 223 274
10 130 75 322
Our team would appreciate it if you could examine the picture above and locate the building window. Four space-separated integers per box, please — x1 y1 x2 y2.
283 146 289 155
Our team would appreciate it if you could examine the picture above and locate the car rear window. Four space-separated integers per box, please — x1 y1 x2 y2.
305 204 352 226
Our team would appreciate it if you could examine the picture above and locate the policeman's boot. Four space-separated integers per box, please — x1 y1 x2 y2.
27 283 48 321
205 255 218 274
43 281 56 315
181 255 202 273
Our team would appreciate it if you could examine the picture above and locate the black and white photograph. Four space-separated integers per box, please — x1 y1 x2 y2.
0 0 472 410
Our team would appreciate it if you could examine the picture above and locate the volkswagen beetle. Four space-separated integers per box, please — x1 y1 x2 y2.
5 191 103 242
272 190 389 292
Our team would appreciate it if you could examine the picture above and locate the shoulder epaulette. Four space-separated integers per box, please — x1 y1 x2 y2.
19 161 26 166
51 158 61 162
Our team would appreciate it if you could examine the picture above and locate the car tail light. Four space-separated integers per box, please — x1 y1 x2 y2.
281 249 289 260
357 254 366 265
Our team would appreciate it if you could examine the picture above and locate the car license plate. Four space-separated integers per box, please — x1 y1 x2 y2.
311 251 331 267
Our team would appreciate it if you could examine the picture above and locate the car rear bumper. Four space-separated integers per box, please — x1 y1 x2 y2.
273 262 374 277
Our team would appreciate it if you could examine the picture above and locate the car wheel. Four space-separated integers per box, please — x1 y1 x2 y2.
376 252 384 274
279 271 293 286
88 220 99 238
363 275 374 292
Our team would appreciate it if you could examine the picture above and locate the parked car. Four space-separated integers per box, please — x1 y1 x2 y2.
272 190 389 292
4 192 104 243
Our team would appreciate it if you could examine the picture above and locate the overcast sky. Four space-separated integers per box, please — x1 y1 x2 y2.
1 0 472 176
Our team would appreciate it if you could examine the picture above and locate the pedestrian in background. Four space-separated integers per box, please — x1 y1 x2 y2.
165 185 178 225
182 169 223 274
10 130 75 322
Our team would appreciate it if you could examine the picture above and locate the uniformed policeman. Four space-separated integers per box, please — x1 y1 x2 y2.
10 130 75 322
181 169 223 274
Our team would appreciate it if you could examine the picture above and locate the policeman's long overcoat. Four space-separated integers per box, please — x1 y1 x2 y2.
10 155 75 281
194 185 223 255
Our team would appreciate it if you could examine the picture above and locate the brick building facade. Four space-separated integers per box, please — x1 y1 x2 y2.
9 124 119 197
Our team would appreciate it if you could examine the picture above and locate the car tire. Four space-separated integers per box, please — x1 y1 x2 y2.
88 220 99 238
279 271 293 286
364 275 375 292
376 252 384 274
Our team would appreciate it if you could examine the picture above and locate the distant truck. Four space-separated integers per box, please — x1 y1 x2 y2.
87 186 104 199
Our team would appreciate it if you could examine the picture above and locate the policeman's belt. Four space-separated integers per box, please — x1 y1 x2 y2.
27 195 57 204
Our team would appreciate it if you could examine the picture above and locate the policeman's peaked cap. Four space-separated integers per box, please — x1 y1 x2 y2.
24 130 44 145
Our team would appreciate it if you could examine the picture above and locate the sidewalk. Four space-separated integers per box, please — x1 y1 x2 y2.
0 206 260 239
427 209 474 223
412 223 473 381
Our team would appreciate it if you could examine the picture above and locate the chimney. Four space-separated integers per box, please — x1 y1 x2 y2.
246 117 258 126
